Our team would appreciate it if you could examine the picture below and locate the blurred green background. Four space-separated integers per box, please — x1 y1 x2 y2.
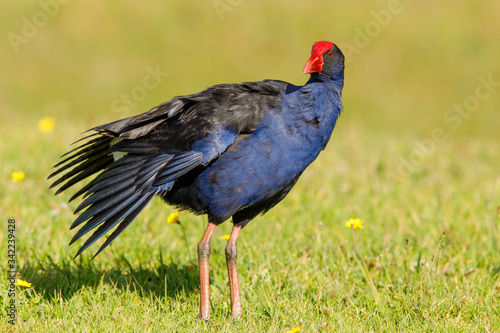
1 1 499 331
2 0 499 135
2 0 499 211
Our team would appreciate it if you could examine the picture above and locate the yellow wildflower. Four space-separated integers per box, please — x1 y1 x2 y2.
38 117 55 133
286 326 301 333
16 279 32 288
220 234 230 241
11 171 26 182
167 212 179 224
345 218 364 230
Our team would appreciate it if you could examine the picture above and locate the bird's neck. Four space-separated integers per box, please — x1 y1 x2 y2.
278 73 344 151
301 72 344 108
281 71 343 131
282 69 344 119
306 72 344 91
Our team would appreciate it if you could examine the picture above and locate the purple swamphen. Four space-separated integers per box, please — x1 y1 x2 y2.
49 41 345 320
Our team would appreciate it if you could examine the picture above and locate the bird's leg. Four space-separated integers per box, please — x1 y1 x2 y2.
225 224 242 319
197 222 216 321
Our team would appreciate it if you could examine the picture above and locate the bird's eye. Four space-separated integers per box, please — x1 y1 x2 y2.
327 51 333 57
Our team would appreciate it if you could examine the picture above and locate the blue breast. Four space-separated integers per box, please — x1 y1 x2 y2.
194 83 342 221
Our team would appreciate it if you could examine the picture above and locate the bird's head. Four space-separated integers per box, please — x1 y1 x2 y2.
303 41 344 79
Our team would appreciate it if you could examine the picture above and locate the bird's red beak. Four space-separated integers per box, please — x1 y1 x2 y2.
302 55 323 74
302 41 334 74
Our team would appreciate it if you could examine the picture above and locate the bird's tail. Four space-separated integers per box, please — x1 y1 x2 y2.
48 132 174 258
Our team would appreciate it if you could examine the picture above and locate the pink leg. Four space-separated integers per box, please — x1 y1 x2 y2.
197 222 216 321
225 224 242 318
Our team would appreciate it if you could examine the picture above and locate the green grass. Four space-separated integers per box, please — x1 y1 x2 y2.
1 1 500 332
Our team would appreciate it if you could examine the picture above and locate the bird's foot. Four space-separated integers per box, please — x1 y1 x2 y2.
195 313 210 323
230 310 242 320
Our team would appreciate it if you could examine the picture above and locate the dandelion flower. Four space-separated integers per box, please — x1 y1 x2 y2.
38 117 55 133
220 234 230 241
167 212 179 224
286 327 301 333
11 171 26 182
16 279 32 288
345 218 364 230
